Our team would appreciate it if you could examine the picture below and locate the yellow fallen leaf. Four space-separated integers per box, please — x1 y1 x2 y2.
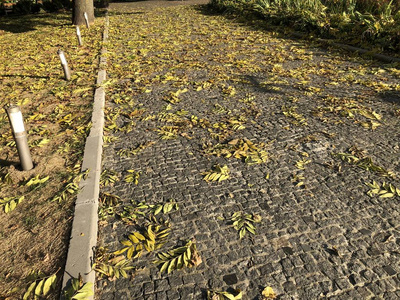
262 286 276 299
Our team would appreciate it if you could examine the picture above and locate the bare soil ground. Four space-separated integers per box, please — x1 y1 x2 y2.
0 11 104 299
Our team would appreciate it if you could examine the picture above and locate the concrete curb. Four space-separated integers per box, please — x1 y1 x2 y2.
61 13 109 299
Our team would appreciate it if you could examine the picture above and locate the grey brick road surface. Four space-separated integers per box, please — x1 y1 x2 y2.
96 1 400 299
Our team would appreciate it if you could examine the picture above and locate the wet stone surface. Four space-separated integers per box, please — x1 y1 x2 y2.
97 1 400 299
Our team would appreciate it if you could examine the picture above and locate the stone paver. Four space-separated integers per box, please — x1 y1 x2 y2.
96 1 400 299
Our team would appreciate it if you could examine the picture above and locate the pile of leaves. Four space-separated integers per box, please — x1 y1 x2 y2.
97 176 203 279
365 181 400 198
231 212 262 239
203 138 270 164
96 192 202 279
314 95 383 130
333 149 395 177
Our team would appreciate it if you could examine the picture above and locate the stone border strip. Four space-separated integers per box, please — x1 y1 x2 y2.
61 13 109 299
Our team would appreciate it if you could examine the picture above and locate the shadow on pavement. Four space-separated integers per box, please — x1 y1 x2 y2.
0 74 51 79
378 89 400 105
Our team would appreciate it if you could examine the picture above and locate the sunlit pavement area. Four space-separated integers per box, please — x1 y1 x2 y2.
96 1 400 299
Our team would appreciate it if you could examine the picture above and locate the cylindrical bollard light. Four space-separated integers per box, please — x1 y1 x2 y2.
58 49 71 81
84 12 89 29
76 26 83 46
6 105 34 171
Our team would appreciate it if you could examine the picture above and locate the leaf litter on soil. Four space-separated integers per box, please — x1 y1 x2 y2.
0 12 104 299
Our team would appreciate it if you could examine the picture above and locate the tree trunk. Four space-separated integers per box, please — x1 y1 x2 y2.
72 0 94 26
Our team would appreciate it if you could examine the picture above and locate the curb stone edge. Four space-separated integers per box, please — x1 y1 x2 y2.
61 13 109 300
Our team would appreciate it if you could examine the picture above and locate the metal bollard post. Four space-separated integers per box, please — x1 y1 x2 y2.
76 26 83 46
6 105 34 171
84 12 89 29
57 49 71 81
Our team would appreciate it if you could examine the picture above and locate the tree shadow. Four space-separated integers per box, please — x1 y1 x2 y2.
95 9 108 17
223 73 292 96
112 0 147 2
193 5 400 67
0 158 19 168
239 74 287 95
0 74 51 79
108 10 146 16
195 4 321 44
0 13 70 33
378 89 400 105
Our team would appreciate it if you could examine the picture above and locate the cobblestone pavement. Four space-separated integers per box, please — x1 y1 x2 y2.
96 1 400 299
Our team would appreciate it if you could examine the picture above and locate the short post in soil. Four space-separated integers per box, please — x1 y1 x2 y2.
57 49 71 81
84 12 90 29
5 105 33 171
76 26 83 46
